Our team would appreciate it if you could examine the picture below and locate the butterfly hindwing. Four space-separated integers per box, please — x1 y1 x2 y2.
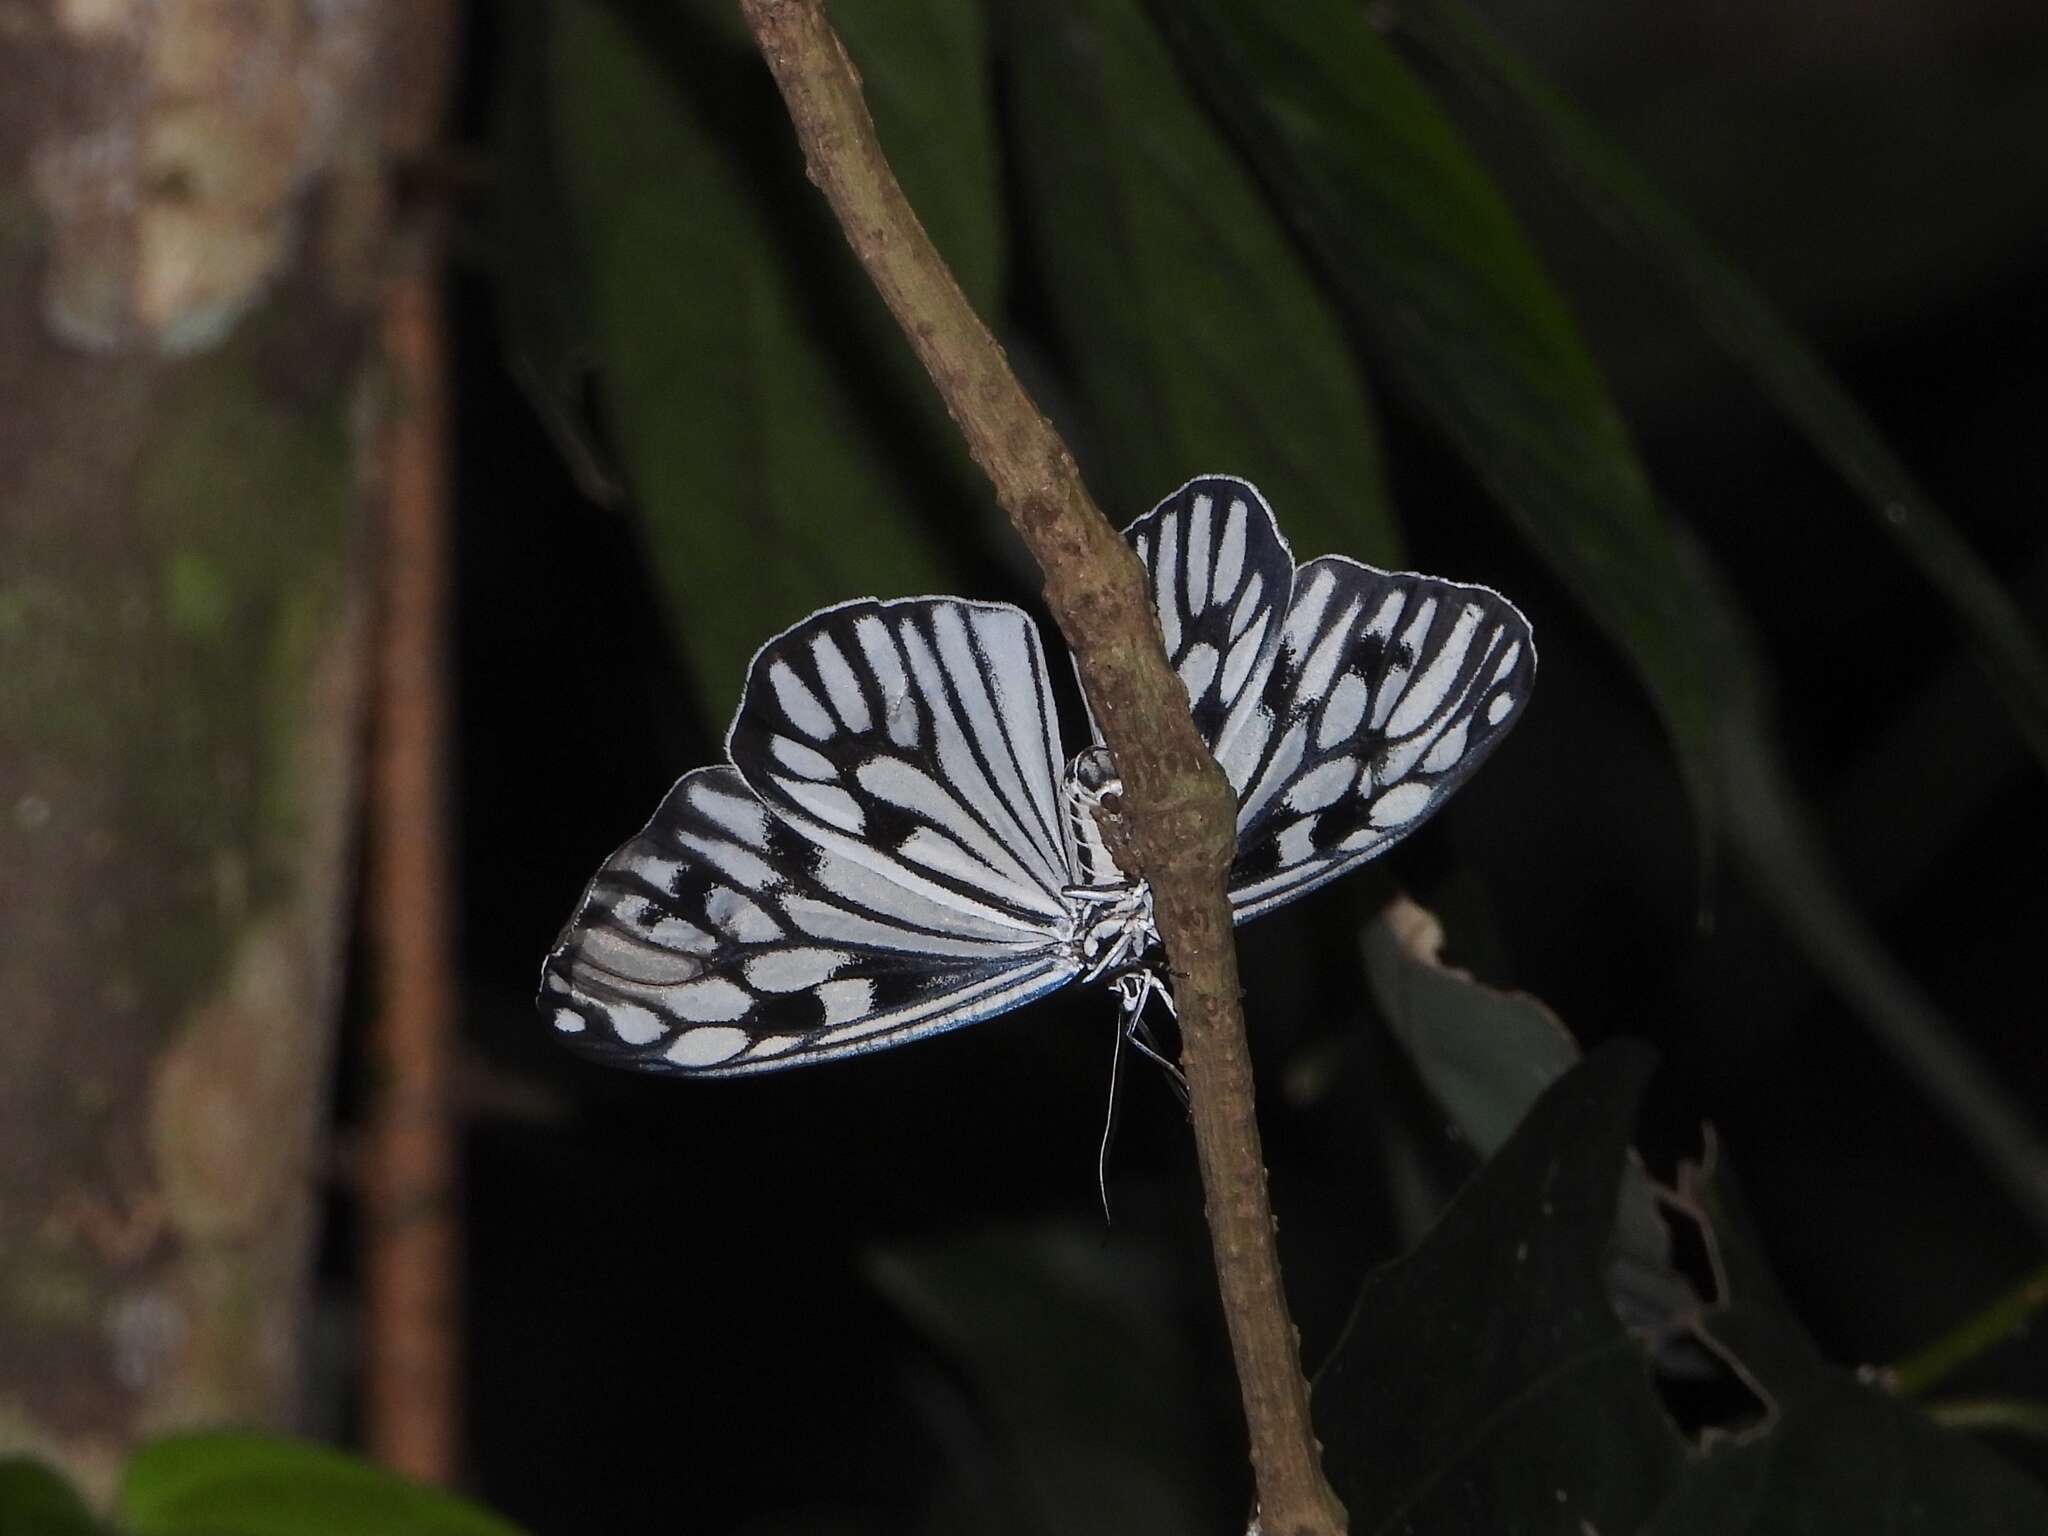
1224 557 1535 917
1120 476 1294 795
540 766 1081 1075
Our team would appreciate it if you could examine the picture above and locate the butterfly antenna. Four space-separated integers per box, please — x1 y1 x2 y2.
1096 987 1135 1224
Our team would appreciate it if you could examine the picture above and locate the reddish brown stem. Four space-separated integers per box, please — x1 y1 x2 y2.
735 3 1345 1530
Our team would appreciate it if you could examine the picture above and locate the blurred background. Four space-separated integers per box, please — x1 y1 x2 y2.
2 0 2044 1531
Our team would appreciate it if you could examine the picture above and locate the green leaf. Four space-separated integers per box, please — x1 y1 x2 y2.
835 0 1003 314
1316 1042 1682 1533
119 1434 527 1536
870 1220 1221 1536
1162 0 2048 1251
1337 937 2048 1527
1641 1170 2048 1535
1400 0 2048 776
1360 894 1579 1161
492 0 623 506
0 1459 108 1536
1360 895 1680 1290
1006 0 1396 560
541 0 968 721
1157 0 1712 804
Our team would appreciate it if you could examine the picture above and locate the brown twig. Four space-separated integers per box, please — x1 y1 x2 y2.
363 0 463 1481
364 261 461 1482
736 3 1345 1530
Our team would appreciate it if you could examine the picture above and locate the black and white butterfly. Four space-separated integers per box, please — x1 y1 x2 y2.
538 475 1534 1077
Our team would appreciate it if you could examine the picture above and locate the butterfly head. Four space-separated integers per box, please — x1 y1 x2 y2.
1062 745 1137 890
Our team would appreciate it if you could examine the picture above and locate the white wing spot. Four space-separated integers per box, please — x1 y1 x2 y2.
810 634 872 732
1230 573 1265 640
1369 781 1433 829
643 916 716 955
776 776 866 834
1386 605 1480 738
1214 498 1249 601
1364 589 1405 640
608 1001 667 1046
1372 598 1437 731
705 884 781 942
1178 642 1221 707
771 734 837 781
1421 718 1470 774
1285 567 1338 652
743 947 850 993
691 782 770 845
855 616 920 749
769 660 837 740
1155 514 1182 655
1316 671 1370 749
1277 816 1320 867
1486 691 1514 725
748 1034 804 1059
1283 756 1355 814
1187 493 1214 616
671 978 754 1022
666 1025 750 1066
1219 612 1271 702
552 1008 586 1034
621 850 684 893
1241 719 1308 829
1299 598 1364 701
818 977 876 1026
677 832 776 892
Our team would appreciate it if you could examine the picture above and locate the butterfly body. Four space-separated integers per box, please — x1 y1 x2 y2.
540 476 1534 1076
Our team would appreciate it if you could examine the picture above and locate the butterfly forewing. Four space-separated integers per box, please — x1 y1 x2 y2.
1117 476 1293 795
728 597 1074 931
541 596 1090 1075
1225 557 1535 918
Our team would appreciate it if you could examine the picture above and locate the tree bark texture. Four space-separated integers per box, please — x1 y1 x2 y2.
0 0 408 1492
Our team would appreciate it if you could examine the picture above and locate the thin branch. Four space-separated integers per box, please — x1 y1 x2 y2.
1883 1261 2048 1400
364 0 464 1480
735 2 1345 1530
365 263 461 1482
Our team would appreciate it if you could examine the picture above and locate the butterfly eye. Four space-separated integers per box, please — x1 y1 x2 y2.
1070 745 1121 795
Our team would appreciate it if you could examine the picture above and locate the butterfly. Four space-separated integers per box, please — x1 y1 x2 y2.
538 475 1534 1077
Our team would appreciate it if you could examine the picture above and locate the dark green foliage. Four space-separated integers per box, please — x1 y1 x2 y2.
117 1435 529 1536
511 0 999 722
0 1459 109 1536
1316 1044 1680 1532
483 0 2046 1528
0 1438 527 1536
1006 0 1398 564
1399 0 2048 774
1354 925 2048 1532
871 1223 1225 1536
1156 0 1715 810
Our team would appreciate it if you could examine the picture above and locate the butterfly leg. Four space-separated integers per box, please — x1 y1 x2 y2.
1119 970 1189 1107
1095 968 1188 1220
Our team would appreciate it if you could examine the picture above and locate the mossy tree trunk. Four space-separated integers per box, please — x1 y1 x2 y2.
0 0 428 1490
